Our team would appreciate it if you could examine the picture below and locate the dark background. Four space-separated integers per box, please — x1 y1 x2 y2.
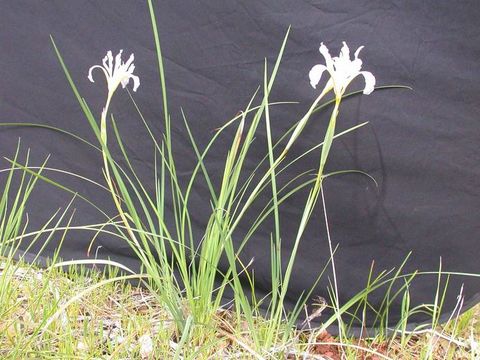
0 1 479 329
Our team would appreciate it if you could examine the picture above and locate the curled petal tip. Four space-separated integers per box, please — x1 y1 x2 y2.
131 75 140 92
309 64 327 89
361 71 376 95
87 65 104 83
354 46 364 59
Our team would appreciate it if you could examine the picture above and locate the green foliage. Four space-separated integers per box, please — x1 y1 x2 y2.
1 1 477 358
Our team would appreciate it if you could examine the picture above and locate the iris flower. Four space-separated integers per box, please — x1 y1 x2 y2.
309 42 375 97
88 50 140 95
87 49 140 144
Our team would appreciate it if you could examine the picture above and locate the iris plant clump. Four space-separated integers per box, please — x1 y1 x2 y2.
1 2 475 356
26 2 418 350
77 37 377 344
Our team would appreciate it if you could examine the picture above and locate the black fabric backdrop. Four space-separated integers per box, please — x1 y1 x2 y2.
1 1 479 329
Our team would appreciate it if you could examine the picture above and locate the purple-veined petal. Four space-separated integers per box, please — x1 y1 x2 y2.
309 64 328 89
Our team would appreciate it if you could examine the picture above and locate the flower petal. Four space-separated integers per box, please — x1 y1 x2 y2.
309 64 327 89
310 41 375 97
354 46 364 59
89 50 140 94
350 58 363 73
319 43 334 71
124 53 134 69
340 41 350 60
130 74 140 92
114 50 124 73
360 71 375 95
104 51 113 77
102 54 108 70
88 65 108 83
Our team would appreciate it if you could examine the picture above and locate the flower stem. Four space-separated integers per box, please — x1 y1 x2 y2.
100 93 141 250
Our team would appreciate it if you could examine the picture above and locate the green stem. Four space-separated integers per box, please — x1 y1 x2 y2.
100 93 141 250
274 96 342 333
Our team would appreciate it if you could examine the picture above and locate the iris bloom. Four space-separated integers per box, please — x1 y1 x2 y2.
309 42 375 97
88 50 140 96
88 50 140 144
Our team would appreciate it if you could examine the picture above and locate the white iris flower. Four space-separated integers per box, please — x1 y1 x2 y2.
309 42 375 97
88 50 140 95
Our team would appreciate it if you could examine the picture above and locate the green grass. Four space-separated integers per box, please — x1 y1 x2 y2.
0 1 479 358
0 258 478 359
0 144 479 358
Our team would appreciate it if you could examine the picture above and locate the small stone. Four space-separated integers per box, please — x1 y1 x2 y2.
138 333 153 359
77 341 88 352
